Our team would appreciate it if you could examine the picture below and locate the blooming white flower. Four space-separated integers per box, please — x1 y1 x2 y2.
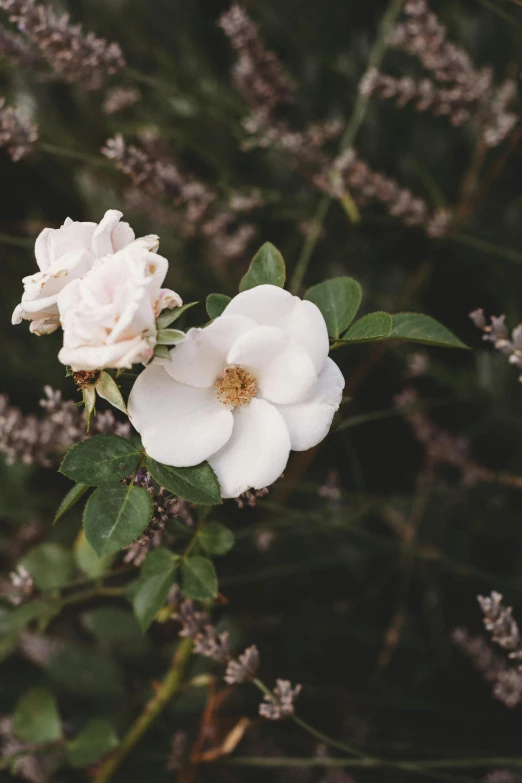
12 209 135 335
57 236 182 371
128 284 344 498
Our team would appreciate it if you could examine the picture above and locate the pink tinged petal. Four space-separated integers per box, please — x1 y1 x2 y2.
223 284 295 329
29 316 60 335
163 314 257 388
111 221 135 252
273 358 345 451
35 220 96 271
91 209 125 257
157 288 183 313
58 335 152 371
128 363 234 467
208 398 291 498
286 299 329 374
227 326 317 405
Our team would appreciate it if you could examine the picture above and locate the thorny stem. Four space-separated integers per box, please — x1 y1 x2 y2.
93 636 193 783
289 0 405 294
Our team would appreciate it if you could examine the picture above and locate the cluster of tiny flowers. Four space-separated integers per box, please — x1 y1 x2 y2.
235 486 269 508
486 773 522 783
0 387 129 467
0 0 125 90
361 0 517 146
258 679 302 720
452 627 522 708
0 23 38 68
1 564 34 605
218 3 294 130
326 150 451 237
224 645 260 684
478 591 522 662
0 98 37 160
470 309 522 382
176 596 232 663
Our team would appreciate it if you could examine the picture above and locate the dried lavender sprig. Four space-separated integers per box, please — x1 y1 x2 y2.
102 86 141 115
224 644 260 684
0 0 125 90
259 679 302 720
486 772 522 783
0 386 130 467
360 67 485 127
328 150 451 237
102 134 215 226
0 97 37 160
478 592 522 660
470 309 522 382
389 0 487 88
218 3 294 126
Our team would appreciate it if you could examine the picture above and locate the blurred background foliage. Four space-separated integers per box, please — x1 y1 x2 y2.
3 0 522 781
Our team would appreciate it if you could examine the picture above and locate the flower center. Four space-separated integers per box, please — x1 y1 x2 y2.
215 366 257 408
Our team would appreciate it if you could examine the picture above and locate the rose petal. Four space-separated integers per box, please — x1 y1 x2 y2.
273 358 345 451
58 335 152 371
163 314 257 388
128 363 234 466
227 325 317 405
223 284 329 373
91 210 126 257
34 220 96 271
208 398 291 498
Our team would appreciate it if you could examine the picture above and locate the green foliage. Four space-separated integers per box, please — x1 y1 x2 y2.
60 435 141 485
66 719 119 767
181 556 218 600
147 457 222 505
390 313 469 348
132 548 178 631
156 301 199 329
74 530 114 579
341 311 394 342
54 482 89 524
13 688 62 743
206 293 231 319
46 645 124 700
95 371 127 414
156 328 185 345
305 277 362 338
239 242 286 291
83 483 153 557
199 521 235 555
21 543 74 591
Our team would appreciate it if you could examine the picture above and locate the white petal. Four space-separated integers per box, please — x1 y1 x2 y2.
223 284 330 373
209 398 291 498
128 363 234 466
227 325 317 405
58 335 153 371
91 210 125 257
286 299 329 374
163 314 257 388
223 284 295 329
34 220 96 271
273 358 345 451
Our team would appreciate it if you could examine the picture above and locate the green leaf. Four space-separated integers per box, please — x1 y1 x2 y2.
95 371 127 414
54 482 89 525
46 645 124 700
156 328 185 345
341 311 393 343
199 522 235 555
154 344 171 359
21 543 74 591
181 556 218 600
13 688 62 743
239 242 286 292
147 458 221 505
304 277 362 338
67 719 119 768
390 313 469 349
74 530 114 579
83 483 152 557
206 293 231 319
60 435 141 486
156 301 198 330
132 548 178 632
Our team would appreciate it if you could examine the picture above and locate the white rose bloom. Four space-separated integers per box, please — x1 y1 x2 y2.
57 237 182 372
128 284 344 498
12 209 135 335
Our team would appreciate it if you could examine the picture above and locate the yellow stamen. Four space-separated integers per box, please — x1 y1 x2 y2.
215 366 257 408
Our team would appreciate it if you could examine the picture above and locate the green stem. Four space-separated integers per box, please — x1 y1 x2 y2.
289 0 404 294
93 636 193 783
224 755 522 769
